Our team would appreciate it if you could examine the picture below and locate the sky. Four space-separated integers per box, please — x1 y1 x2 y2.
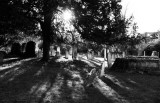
121 0 160 33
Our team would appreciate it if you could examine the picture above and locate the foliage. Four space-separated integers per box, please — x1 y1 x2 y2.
0 0 136 60
71 0 131 45
0 0 40 48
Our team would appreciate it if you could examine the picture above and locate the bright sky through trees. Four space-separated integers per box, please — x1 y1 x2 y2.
121 0 160 33
62 9 73 22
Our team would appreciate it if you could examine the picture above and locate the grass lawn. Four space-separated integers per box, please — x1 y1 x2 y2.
0 56 160 103
102 71 160 103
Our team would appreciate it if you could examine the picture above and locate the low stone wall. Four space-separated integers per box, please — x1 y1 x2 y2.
110 56 160 73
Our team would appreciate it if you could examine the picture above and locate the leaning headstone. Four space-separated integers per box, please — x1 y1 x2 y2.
85 68 97 87
10 43 21 56
25 41 36 57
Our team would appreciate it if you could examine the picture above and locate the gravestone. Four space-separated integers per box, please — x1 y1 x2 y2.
56 46 61 57
87 49 93 59
98 51 101 57
50 45 56 56
11 43 21 56
37 49 42 57
100 60 108 77
107 51 112 68
25 41 36 57
65 50 69 59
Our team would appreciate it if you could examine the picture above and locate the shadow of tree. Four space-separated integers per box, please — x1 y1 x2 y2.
101 71 160 103
0 57 62 102
1 58 131 103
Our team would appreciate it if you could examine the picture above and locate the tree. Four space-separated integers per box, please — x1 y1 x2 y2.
0 0 62 61
0 0 132 61
0 0 40 48
72 0 130 45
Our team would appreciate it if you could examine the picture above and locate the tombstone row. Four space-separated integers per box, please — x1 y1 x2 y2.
10 41 36 58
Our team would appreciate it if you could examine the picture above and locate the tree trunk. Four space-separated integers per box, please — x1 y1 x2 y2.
41 14 52 61
41 24 50 61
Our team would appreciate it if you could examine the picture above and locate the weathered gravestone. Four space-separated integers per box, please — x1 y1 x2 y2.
65 45 71 59
10 43 21 56
100 60 108 77
25 41 36 57
50 45 56 56
87 49 94 59
87 50 92 59
97 51 101 57
56 46 61 57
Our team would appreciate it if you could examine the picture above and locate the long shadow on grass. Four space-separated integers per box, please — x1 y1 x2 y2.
62 60 115 103
0 57 63 102
102 71 160 103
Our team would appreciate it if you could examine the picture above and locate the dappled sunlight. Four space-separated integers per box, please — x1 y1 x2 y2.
0 58 42 82
2 57 155 103
29 73 64 102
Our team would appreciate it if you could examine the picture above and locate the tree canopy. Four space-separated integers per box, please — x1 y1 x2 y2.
72 0 130 45
0 0 133 60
